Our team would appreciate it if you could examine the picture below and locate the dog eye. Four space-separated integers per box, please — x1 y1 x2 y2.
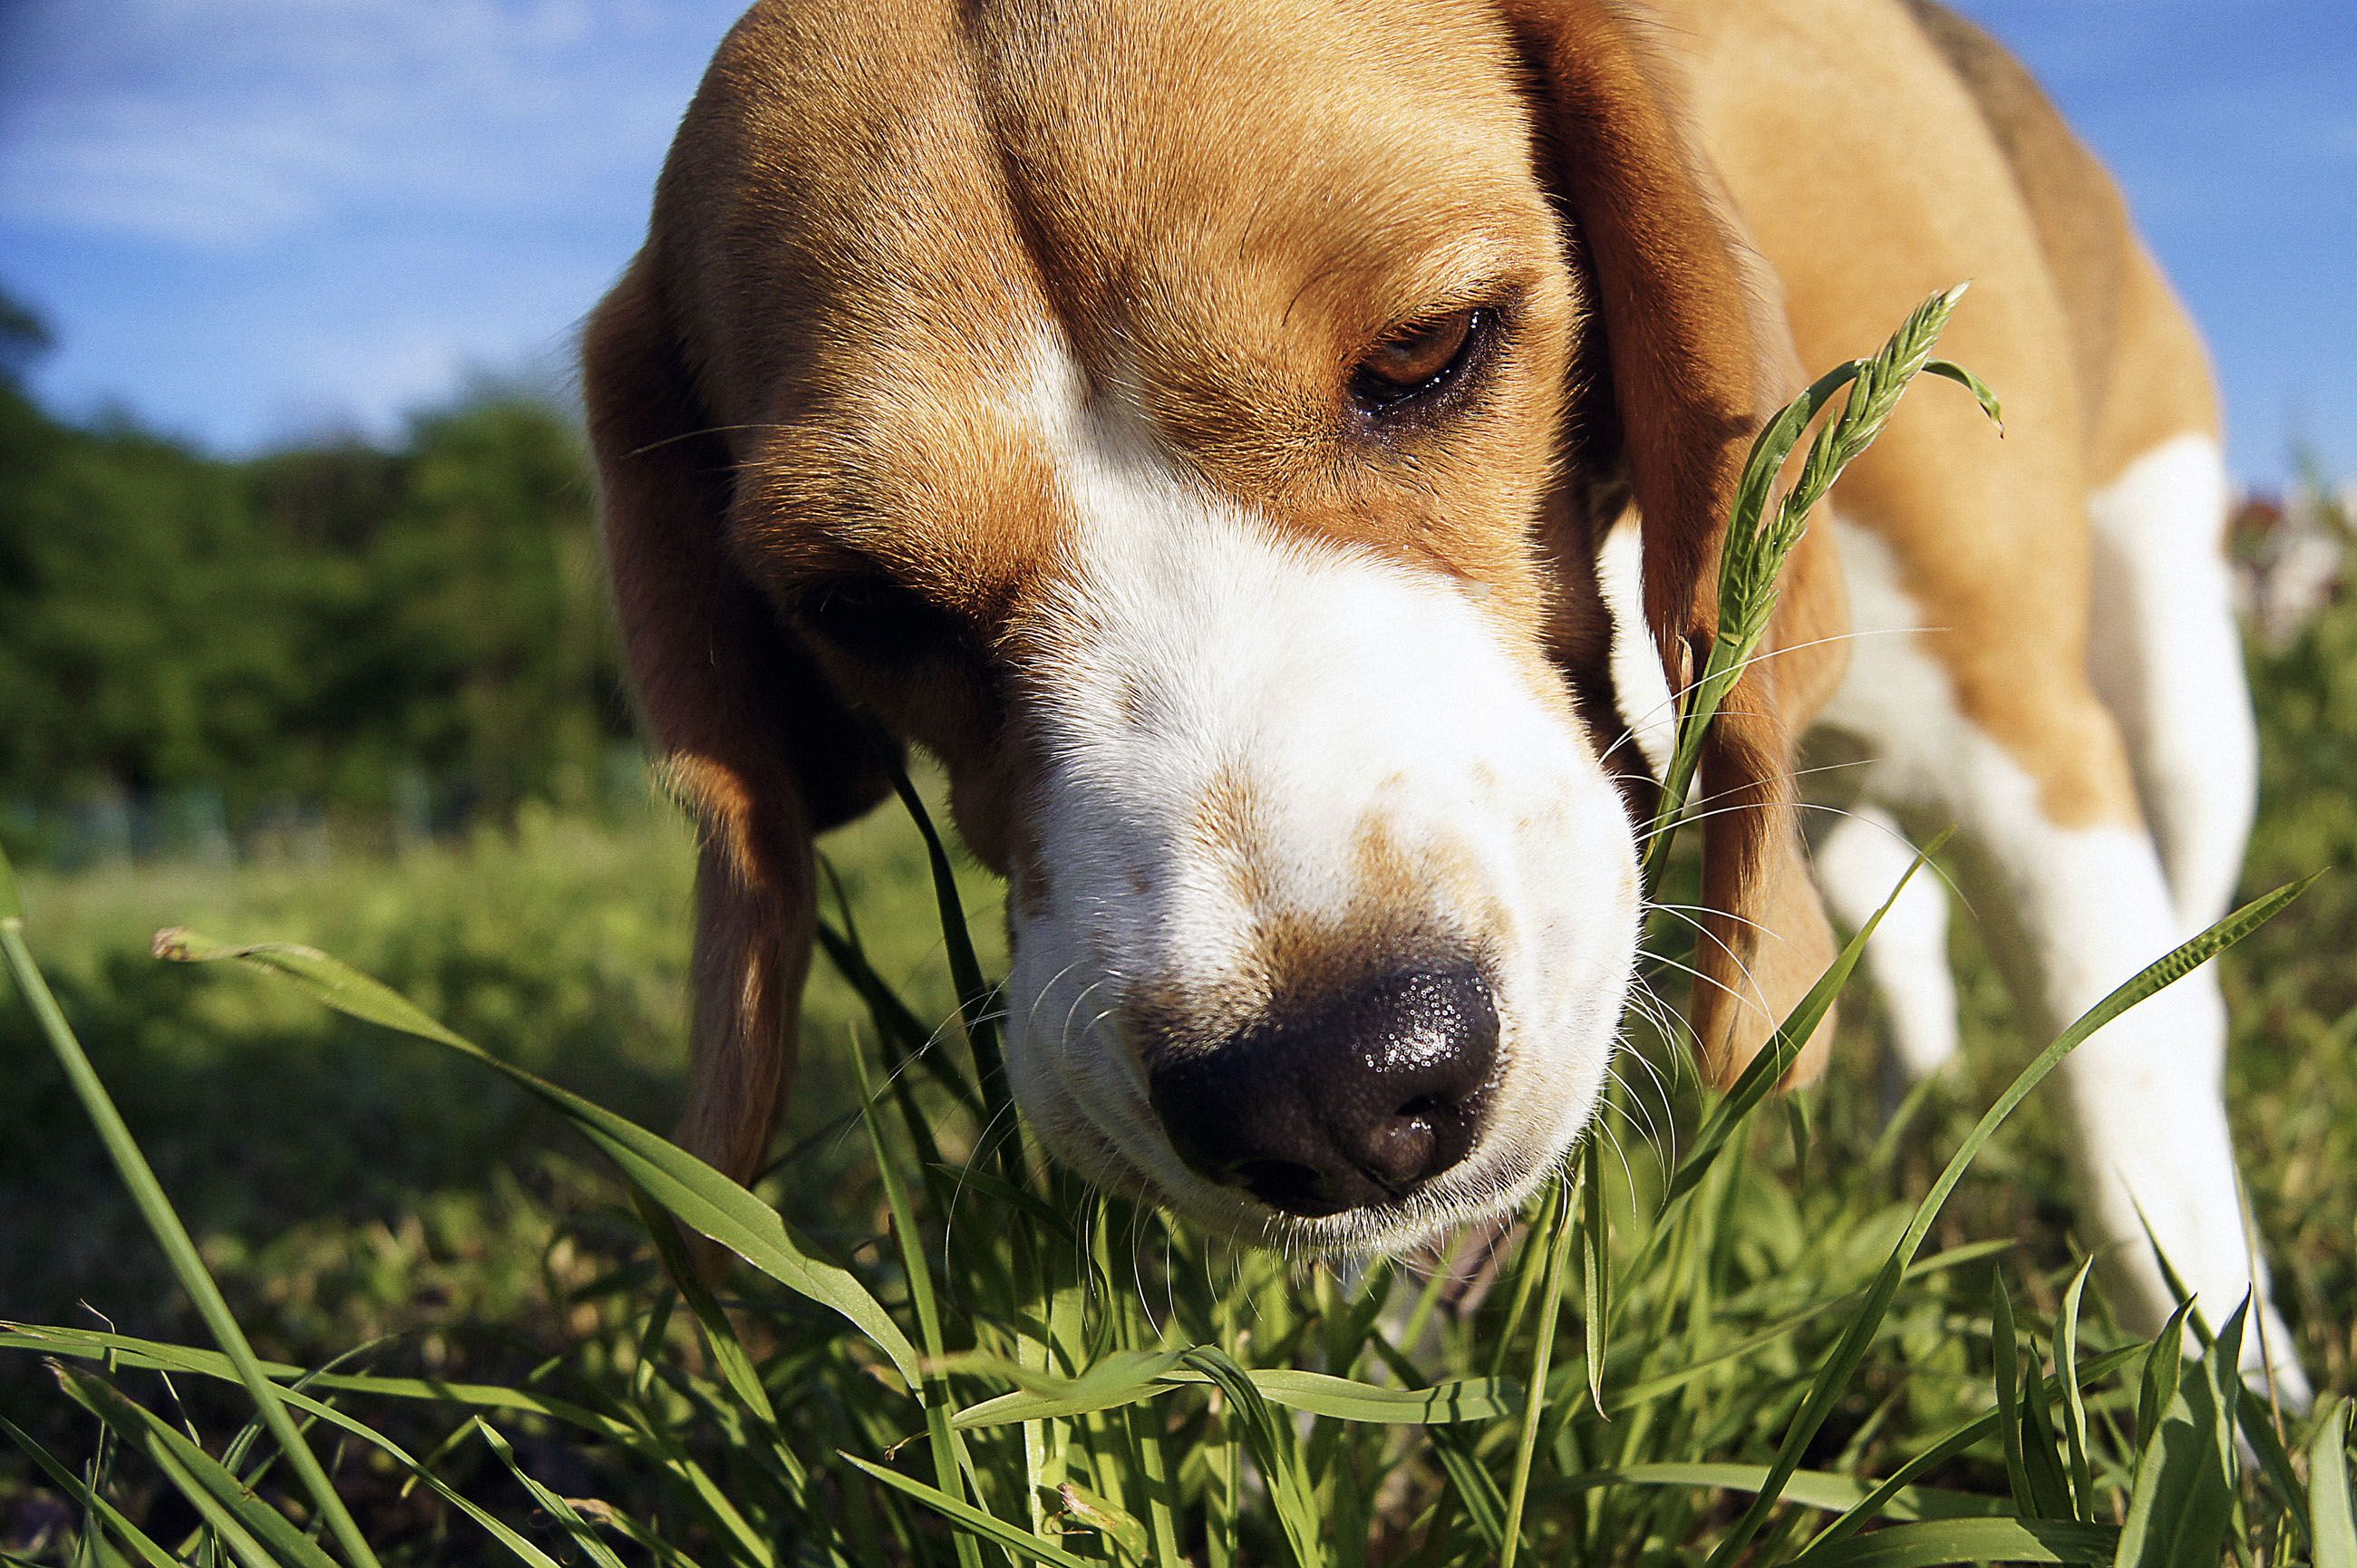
793 571 965 665
1351 306 1488 415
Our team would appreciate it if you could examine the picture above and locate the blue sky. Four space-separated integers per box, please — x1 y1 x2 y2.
2 0 2351 482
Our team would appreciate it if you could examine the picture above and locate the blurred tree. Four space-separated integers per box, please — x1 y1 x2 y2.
0 287 628 849
364 393 622 816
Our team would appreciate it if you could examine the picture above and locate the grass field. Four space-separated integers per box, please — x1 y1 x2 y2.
2 630 2352 1562
0 790 1004 1354
4 363 2354 1558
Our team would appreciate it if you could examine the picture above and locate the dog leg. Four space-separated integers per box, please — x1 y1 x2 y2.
2086 434 2258 935
1961 804 2307 1406
1812 805 1960 1086
1824 528 2306 1405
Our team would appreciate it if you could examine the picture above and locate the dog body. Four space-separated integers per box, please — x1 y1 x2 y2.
587 0 2298 1389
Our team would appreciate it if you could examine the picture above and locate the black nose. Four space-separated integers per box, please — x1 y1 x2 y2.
1147 962 1499 1217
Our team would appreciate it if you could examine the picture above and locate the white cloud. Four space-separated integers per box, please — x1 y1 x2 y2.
0 0 723 247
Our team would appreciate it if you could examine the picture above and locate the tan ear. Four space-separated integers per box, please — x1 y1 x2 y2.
583 253 888 1190
1507 0 1839 1084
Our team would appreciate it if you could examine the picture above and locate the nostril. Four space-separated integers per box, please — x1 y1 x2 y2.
1361 1112 1439 1190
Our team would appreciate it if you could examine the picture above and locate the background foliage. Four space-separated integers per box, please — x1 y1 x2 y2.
0 290 624 858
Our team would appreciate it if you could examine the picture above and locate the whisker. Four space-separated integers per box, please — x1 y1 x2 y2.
1619 1029 1681 1167
1602 1054 1665 1156
1641 904 1771 1023
1629 973 1697 1089
945 1097 1023 1263
621 420 796 460
1641 947 1766 1016
1636 792 1905 849
1646 900 1777 940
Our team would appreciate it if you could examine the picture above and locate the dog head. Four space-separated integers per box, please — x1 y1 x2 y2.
584 0 1834 1250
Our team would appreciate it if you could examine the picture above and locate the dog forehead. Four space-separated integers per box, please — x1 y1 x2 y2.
684 0 1549 368
693 0 1570 596
967 0 1543 253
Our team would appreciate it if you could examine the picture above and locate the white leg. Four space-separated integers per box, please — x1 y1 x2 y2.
1822 525 2305 1403
1974 817 2305 1404
1812 806 1959 1083
2087 436 2258 934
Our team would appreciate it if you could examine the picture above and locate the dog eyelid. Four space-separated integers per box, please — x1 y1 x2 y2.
1348 304 1497 419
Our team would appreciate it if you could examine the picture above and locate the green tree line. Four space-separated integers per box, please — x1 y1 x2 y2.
0 290 627 857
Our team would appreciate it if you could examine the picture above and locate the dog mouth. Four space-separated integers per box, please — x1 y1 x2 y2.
1044 1100 1559 1255
998 815 1643 1252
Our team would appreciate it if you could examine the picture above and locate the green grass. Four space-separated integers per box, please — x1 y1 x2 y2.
3 300 2353 1566
0 794 1000 1350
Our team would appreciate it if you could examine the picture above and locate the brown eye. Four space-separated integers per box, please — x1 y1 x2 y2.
1352 306 1486 413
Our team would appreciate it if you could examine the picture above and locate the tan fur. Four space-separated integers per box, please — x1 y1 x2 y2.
590 0 2216 1193
1650 0 2199 839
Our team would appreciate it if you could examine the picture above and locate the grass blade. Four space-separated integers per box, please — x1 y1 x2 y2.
1793 1517 2116 1567
1993 1273 2034 1515
842 1455 1095 1568
1499 1170 1578 1568
2139 1224 2316 1538
2112 1296 2247 1567
1183 1347 1329 1568
1788 1345 2149 1564
849 1031 990 1568
14 1327 587 1568
2057 1258 2097 1522
1582 1128 1610 1415
946 1356 1512 1430
2313 1399 2356 1568
2016 1340 2076 1523
3 1326 631 1443
1425 1426 1508 1556
883 757 1014 1161
156 928 925 1387
0 1414 179 1568
1989 1282 2074 1524
632 1187 791 1445
1226 1370 1514 1425
55 1365 340 1568
475 1420 629 1568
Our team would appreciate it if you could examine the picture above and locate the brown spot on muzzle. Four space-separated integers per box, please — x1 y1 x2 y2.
1190 766 1275 913
1138 802 1509 1050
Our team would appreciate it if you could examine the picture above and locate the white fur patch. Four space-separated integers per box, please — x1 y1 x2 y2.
1000 334 1642 1252
1599 515 1676 782
1821 524 2303 1399
2086 434 2256 934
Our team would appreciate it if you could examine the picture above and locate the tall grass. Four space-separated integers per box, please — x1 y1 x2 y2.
5 295 2353 1567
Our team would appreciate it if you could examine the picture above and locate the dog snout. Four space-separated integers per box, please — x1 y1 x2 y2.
1146 961 1500 1217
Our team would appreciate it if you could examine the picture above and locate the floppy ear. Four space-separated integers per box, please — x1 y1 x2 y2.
583 253 889 1190
1507 0 1840 1083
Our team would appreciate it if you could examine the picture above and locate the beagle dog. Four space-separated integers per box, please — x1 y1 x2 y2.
586 0 2302 1394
